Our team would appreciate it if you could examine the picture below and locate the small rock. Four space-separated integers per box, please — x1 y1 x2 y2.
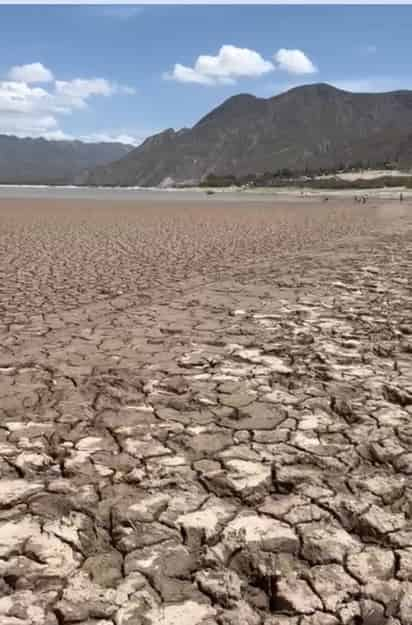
274 576 322 614
142 600 217 625
347 546 395 583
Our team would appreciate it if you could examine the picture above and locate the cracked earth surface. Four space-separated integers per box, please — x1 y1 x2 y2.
0 197 411 625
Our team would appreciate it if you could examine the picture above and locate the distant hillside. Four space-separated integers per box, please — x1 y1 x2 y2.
0 135 133 185
82 83 412 187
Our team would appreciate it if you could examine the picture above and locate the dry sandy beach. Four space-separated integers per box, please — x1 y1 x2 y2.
0 194 411 624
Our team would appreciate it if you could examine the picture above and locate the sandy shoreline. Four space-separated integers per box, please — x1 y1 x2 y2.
0 183 411 201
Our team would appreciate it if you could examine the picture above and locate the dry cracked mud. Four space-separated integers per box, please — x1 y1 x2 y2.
0 196 411 625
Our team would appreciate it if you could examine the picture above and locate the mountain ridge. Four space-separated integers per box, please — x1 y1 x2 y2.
82 83 412 187
0 134 133 185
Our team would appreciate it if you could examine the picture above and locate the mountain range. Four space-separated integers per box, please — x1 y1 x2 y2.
82 83 412 187
0 135 133 185
2 83 412 187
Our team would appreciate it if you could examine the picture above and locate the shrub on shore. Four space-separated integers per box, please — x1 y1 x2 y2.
200 171 412 190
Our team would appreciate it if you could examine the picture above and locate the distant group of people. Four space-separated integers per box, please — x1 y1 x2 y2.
300 191 406 203
354 192 404 203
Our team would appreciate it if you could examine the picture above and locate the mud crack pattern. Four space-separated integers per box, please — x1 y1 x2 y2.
0 197 411 625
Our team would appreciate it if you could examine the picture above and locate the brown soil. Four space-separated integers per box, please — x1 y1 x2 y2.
0 196 411 625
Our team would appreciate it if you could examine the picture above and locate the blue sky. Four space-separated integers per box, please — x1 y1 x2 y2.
0 4 411 145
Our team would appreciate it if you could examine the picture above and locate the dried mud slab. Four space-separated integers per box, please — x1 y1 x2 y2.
0 196 411 624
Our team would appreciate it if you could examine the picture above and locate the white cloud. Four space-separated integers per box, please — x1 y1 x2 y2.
0 112 59 138
41 129 74 141
0 81 71 120
0 63 136 141
55 78 115 100
0 125 140 145
8 62 54 84
54 78 116 110
165 64 215 86
331 77 408 93
80 132 140 146
165 45 274 86
274 49 317 75
54 79 136 109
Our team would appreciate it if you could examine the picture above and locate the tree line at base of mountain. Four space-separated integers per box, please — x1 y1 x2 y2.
198 164 412 190
305 176 412 190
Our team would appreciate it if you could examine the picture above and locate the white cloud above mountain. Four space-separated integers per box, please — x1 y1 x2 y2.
274 49 317 75
0 62 136 142
0 112 59 137
165 45 274 85
8 62 54 84
55 78 115 100
165 45 317 85
80 132 142 146
331 77 409 93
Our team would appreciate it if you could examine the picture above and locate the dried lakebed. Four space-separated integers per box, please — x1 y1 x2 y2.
0 198 411 625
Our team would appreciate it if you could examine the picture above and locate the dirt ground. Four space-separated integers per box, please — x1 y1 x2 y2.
0 196 411 625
